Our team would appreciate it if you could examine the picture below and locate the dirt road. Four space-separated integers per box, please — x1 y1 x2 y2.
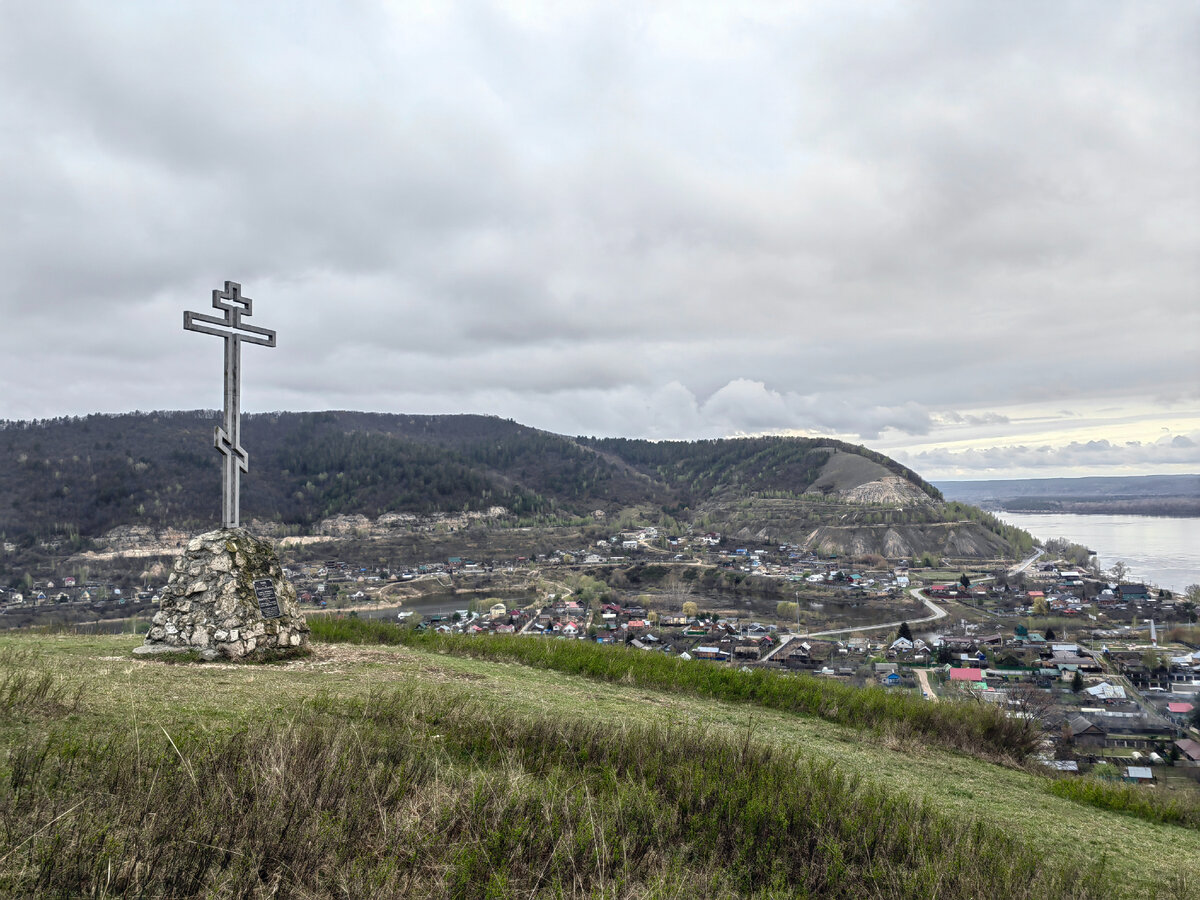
915 667 939 702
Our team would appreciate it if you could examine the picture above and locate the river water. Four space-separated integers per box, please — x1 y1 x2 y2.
994 512 1200 593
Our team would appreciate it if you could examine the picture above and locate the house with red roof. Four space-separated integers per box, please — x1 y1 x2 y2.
1166 702 1195 723
948 667 986 687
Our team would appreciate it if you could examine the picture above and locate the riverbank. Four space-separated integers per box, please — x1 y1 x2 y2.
995 512 1200 593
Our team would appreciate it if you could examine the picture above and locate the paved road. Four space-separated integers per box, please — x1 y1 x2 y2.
761 634 797 662
1008 548 1044 577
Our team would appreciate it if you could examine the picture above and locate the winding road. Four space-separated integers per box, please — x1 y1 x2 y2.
762 587 949 660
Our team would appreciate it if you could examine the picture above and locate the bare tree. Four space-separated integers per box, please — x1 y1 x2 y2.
660 573 695 610
1008 682 1055 730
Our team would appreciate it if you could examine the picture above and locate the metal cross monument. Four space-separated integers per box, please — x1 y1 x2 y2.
184 281 276 529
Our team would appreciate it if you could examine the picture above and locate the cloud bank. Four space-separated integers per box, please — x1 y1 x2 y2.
0 1 1196 479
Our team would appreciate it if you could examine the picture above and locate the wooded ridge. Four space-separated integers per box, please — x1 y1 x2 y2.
1 411 1029 556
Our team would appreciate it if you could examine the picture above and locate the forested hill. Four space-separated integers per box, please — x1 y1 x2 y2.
581 436 942 503
1 411 950 544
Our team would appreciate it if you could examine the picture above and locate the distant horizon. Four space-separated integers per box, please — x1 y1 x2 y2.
933 473 1200 484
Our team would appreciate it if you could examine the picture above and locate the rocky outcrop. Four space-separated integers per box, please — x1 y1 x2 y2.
134 528 308 661
804 522 1010 560
71 524 192 562
840 477 931 506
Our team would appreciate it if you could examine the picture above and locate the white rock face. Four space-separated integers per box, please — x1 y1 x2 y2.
134 528 309 660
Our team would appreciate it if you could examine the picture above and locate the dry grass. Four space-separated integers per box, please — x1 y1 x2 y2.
0 632 1197 897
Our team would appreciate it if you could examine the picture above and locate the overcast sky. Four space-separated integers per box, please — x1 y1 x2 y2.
2 1 1197 480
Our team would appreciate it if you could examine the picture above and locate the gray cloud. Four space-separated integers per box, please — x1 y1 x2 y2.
0 1 1196 477
901 432 1200 477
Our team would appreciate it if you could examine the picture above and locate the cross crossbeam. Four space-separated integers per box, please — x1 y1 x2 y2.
184 281 276 528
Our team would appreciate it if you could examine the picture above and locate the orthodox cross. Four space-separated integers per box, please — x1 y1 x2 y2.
184 281 276 529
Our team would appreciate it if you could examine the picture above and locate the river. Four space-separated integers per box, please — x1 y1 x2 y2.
994 512 1200 593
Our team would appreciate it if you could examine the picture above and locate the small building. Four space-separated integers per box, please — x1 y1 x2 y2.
1166 702 1195 723
1047 760 1079 773
1124 766 1154 784
1085 682 1127 702
949 667 985 685
1069 716 1107 749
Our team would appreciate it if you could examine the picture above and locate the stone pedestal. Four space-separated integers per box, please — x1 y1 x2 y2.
134 528 309 661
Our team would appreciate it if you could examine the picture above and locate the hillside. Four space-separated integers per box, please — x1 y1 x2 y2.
0 630 1195 898
0 411 1025 560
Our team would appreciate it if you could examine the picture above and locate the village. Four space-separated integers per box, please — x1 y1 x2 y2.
4 525 1199 788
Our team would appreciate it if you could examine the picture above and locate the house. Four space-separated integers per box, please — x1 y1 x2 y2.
1124 766 1155 784
1166 702 1195 723
1085 682 1127 702
693 645 729 661
1117 584 1150 601
880 672 901 687
949 667 985 684
1069 716 1107 749
1174 739 1200 762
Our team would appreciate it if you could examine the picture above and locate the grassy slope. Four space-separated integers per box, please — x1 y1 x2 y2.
2 633 1197 897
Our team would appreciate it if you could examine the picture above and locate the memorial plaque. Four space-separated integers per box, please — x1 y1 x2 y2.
253 578 282 618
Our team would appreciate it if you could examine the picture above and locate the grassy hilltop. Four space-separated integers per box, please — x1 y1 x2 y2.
1 628 1197 899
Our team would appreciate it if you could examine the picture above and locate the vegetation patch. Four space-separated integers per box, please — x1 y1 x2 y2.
0 668 85 718
308 618 1040 762
0 682 1114 899
1048 776 1200 830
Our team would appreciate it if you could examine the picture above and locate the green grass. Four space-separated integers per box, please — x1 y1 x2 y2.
1049 776 1200 830
1 632 1198 898
0 682 1108 898
309 616 1040 763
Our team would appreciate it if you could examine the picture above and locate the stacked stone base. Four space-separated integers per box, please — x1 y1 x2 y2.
134 528 309 661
